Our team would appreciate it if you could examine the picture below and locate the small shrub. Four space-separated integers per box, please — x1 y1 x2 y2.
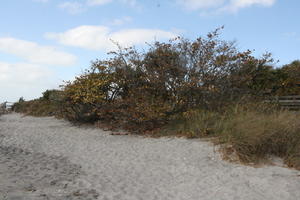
12 91 64 117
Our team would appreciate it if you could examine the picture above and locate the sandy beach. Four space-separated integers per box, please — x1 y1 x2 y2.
0 113 300 200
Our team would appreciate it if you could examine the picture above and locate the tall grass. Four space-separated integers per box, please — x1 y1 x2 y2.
219 107 300 169
164 103 300 169
163 109 223 138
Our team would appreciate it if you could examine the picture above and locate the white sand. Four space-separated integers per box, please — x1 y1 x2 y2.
0 113 300 200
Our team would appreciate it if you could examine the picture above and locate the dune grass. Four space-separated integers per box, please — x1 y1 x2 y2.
219 108 300 169
163 103 300 169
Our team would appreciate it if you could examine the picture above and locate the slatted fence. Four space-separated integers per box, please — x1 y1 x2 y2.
267 96 300 110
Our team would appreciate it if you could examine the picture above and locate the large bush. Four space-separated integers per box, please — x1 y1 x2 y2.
61 29 274 130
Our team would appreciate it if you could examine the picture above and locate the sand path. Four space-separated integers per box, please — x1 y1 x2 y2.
0 113 300 200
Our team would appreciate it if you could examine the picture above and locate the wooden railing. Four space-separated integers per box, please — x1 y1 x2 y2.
266 96 300 110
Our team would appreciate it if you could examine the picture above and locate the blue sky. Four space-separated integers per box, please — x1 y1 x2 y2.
0 0 299 102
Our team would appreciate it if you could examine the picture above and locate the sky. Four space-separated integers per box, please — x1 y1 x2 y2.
0 0 300 102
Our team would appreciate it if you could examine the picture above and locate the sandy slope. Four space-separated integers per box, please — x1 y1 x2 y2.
0 113 300 200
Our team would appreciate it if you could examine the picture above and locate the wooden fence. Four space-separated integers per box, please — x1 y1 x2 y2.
266 96 300 110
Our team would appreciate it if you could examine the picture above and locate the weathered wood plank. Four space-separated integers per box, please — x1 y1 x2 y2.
278 96 300 100
265 95 300 110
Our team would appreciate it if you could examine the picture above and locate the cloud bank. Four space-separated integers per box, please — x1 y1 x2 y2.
87 0 113 6
45 26 177 51
32 0 49 3
0 37 76 102
0 37 76 66
177 0 276 13
59 0 138 14
0 62 56 102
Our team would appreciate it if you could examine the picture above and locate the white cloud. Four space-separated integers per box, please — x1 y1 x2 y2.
110 29 176 47
45 26 111 50
86 0 137 7
59 0 140 14
120 0 137 7
110 16 132 26
0 62 51 84
33 0 49 3
177 0 276 13
45 25 177 51
220 0 276 13
59 2 86 14
87 0 113 6
0 62 56 102
0 37 77 66
178 0 225 10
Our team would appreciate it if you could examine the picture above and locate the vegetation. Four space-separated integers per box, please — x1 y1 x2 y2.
60 29 275 129
162 103 300 169
13 29 300 169
218 105 300 169
13 90 64 117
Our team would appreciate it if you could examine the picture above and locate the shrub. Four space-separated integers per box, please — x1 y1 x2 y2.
61 67 115 122
61 28 274 131
12 91 64 117
277 60 300 95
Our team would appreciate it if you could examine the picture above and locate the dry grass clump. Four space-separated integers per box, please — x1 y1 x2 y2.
162 109 222 138
218 105 300 169
163 103 300 169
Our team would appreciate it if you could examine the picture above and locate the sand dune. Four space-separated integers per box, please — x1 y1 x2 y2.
0 113 300 200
